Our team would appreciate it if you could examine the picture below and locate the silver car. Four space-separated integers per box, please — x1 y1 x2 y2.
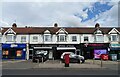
61 52 85 63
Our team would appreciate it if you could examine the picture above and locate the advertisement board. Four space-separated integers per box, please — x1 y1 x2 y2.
94 49 107 59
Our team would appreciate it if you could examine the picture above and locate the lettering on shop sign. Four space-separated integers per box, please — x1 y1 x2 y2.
88 44 104 46
11 44 18 47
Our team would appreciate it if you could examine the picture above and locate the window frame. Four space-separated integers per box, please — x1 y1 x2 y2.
72 36 77 42
32 36 38 42
110 34 118 42
84 36 89 42
57 34 67 42
44 34 51 42
21 36 26 42
6 34 15 42
95 34 104 42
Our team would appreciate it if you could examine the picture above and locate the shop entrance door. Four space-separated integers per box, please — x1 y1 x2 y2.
9 48 16 59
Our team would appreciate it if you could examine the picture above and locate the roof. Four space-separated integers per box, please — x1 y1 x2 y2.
2 27 120 34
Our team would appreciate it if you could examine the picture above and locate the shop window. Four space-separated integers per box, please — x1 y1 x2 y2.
44 35 51 42
33 36 38 42
2 50 9 58
57 35 67 42
3 50 9 56
72 36 77 42
84 36 88 41
21 36 26 42
16 50 22 57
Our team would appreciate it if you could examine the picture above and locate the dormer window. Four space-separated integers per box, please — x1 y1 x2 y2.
56 28 68 42
6 34 16 42
4 28 16 42
108 28 120 42
57 34 67 42
94 29 104 42
44 30 51 42
110 34 118 41
95 34 104 42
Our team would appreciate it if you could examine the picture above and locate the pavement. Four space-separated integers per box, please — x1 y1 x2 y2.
1 59 119 75
1 59 119 70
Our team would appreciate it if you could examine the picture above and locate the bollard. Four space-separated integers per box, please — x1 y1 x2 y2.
42 57 44 63
93 58 95 64
101 58 103 67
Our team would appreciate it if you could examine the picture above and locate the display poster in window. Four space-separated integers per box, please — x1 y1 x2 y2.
16 50 22 57
3 50 9 55
94 50 107 59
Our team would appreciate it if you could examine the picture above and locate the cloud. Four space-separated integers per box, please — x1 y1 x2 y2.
84 2 118 27
1 0 119 27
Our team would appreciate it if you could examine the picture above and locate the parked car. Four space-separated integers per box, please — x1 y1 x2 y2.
61 52 85 63
32 50 48 63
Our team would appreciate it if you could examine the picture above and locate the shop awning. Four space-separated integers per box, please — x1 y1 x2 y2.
33 47 52 49
57 47 76 50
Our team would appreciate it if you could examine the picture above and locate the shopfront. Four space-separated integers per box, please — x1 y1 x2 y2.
2 44 26 59
109 44 120 60
80 43 109 59
29 44 80 60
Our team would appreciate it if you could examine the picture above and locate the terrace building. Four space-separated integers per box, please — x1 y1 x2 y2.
1 23 120 60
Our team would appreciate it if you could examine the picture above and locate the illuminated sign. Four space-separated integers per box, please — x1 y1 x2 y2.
88 44 104 46
94 50 107 59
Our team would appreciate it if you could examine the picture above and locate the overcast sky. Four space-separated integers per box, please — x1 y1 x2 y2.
0 0 119 27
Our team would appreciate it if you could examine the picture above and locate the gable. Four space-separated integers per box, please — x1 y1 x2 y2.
108 28 120 34
56 28 68 34
4 28 16 35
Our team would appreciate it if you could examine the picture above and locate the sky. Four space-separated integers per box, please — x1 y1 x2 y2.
0 0 120 27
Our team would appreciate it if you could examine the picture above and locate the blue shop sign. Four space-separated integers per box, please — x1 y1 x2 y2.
2 44 26 49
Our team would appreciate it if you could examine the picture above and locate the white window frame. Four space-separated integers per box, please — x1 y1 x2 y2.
44 34 51 42
6 34 15 42
21 36 26 42
110 34 118 42
57 34 67 42
72 36 77 42
95 34 104 42
32 36 38 42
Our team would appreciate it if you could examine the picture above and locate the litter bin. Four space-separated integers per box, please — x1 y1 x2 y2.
111 54 117 61
64 54 70 67
118 53 120 60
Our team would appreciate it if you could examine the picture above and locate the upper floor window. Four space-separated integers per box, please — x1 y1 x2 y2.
21 36 26 42
44 35 51 42
95 35 104 42
72 36 77 42
110 35 118 41
33 36 38 42
84 36 88 42
6 34 15 42
57 34 67 42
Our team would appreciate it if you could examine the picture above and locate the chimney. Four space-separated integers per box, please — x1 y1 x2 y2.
95 23 100 29
12 23 17 28
54 23 58 28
